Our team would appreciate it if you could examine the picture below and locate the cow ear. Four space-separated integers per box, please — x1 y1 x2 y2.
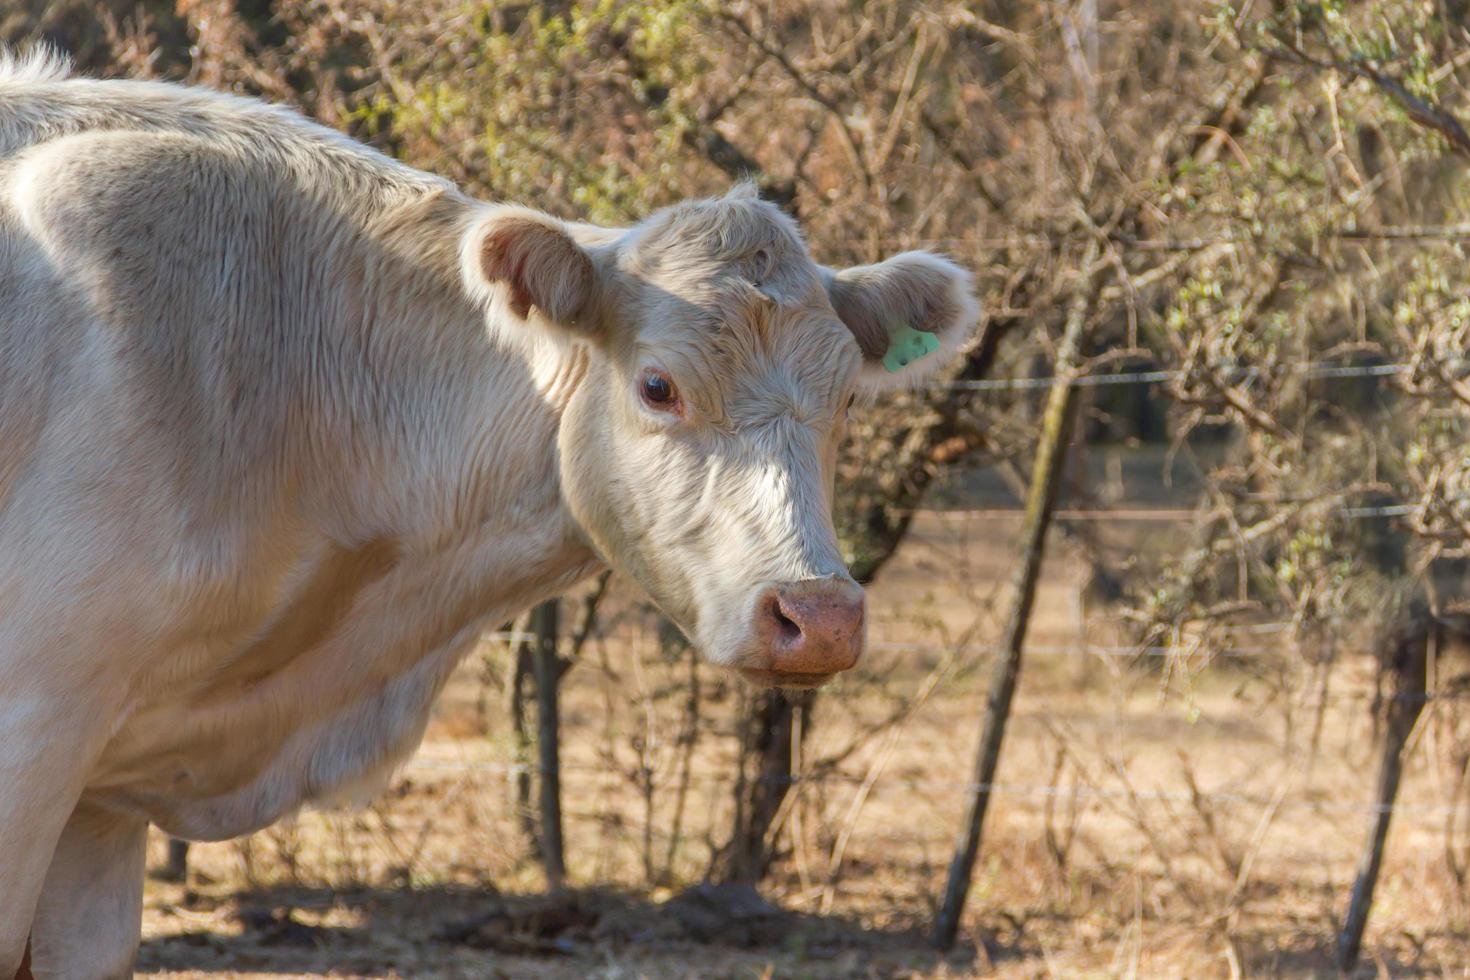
463 206 598 330
823 251 980 390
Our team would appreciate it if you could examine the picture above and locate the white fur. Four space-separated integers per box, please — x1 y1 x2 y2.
0 44 70 86
0 57 978 977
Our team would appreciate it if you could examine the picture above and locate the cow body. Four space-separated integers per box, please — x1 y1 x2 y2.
0 49 978 978
0 56 601 976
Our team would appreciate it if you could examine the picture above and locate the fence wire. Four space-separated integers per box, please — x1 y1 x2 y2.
402 757 1469 821
914 503 1425 521
927 359 1443 393
856 226 1470 252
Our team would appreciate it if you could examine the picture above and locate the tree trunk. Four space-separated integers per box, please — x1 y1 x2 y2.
661 618 701 885
1336 607 1430 971
719 689 809 883
931 238 1099 949
506 578 606 875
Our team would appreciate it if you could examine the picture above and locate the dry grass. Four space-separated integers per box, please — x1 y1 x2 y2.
135 514 1470 979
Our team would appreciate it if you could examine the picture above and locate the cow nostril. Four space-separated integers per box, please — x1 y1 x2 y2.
768 594 803 642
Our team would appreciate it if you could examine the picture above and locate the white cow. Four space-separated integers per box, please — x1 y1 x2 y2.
0 48 978 977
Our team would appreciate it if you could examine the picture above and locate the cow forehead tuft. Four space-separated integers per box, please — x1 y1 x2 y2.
630 193 809 276
622 195 850 374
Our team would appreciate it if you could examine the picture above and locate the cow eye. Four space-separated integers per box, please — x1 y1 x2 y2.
639 370 680 412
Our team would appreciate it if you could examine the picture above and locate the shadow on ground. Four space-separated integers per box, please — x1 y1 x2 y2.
137 882 1466 977
137 882 998 977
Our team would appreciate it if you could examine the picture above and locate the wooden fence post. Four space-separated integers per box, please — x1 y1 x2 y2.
529 598 566 887
931 239 1100 949
1336 606 1430 970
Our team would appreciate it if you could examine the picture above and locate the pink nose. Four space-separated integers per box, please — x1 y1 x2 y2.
757 578 866 676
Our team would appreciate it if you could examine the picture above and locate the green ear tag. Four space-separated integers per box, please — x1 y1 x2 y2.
882 324 941 373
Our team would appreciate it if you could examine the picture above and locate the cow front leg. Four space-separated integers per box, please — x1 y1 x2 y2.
28 803 146 980
0 697 98 978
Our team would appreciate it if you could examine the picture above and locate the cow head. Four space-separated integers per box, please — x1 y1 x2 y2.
462 186 979 687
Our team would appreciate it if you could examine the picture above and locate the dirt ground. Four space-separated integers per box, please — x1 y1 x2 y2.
135 512 1470 978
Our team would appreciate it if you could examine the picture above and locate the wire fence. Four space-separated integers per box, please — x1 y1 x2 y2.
408 429 1470 963
438 628 1470 825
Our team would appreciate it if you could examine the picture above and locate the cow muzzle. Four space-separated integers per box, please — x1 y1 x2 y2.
737 577 865 688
